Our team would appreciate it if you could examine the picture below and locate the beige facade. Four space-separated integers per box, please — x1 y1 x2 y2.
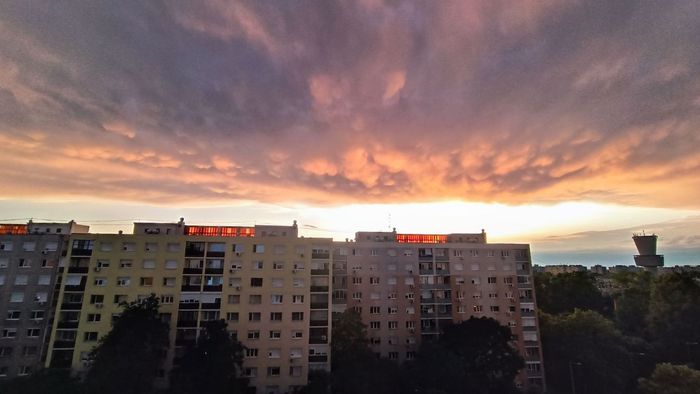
45 221 332 394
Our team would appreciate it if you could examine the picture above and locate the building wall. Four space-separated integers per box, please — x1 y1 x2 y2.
0 223 77 379
45 224 332 394
335 231 545 391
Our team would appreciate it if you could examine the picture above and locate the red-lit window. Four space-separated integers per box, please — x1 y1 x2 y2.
220 227 238 237
0 225 28 235
239 228 255 237
185 226 219 236
396 234 447 244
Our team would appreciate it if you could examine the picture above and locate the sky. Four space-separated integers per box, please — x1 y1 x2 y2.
1 1 699 265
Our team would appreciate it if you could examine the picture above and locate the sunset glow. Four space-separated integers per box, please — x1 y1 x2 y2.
1 1 699 264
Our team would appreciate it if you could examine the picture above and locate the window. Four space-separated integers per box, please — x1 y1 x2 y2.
22 242 36 252
387 277 397 285
161 295 174 304
18 258 30 268
94 277 107 286
245 348 259 358
167 242 180 252
14 275 28 285
405 277 415 285
87 314 101 323
253 244 265 254
84 332 98 342
37 275 51 285
289 366 303 377
165 260 178 270
250 278 263 287
142 260 156 269
247 330 260 340
490 306 500 312
228 295 240 304
90 295 104 304
271 294 283 304
370 306 380 314
248 312 261 322
121 242 135 252
30 310 44 320
252 260 264 270
292 295 304 304
6 311 20 320
291 312 304 321
388 352 399 360
163 277 176 287
270 312 283 322
249 295 262 304
370 321 380 329
388 321 398 330
271 278 283 288
473 305 483 312
269 330 281 339
0 347 13 357
388 307 398 314
244 367 257 377
487 277 497 284
10 292 24 303
292 330 303 339
370 277 380 285
273 261 284 270
18 366 31 376
267 366 281 377
352 292 362 300
117 277 130 286
226 312 239 322
140 277 153 286
352 277 362 284
2 328 17 338
119 260 132 269
113 294 127 304
0 242 13 252
293 278 304 288
0 258 7 269
471 264 480 271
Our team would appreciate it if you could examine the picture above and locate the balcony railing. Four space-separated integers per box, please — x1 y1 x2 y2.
70 248 93 256
56 321 79 329
60 302 83 310
204 268 224 275
310 286 329 293
311 252 330 259
183 268 203 275
202 285 223 292
310 269 329 275
310 302 329 309
309 336 328 344
178 303 200 310
53 340 76 349
309 355 328 363
67 267 89 274
176 320 198 328
310 320 328 327
201 301 221 309
181 285 201 292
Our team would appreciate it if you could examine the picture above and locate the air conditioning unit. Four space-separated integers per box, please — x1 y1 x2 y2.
95 303 104 309
94 267 101 272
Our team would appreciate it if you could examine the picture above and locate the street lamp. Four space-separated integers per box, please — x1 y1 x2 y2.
569 361 583 394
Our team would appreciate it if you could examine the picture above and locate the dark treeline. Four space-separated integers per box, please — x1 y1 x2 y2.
534 270 700 394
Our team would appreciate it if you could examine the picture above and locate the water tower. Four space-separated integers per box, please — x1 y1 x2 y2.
632 233 664 269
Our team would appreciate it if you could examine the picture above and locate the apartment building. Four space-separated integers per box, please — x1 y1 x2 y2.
333 230 545 391
0 221 88 379
45 220 332 394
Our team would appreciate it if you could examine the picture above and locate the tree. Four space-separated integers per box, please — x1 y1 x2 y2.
540 310 644 394
0 369 83 394
328 310 402 394
638 363 700 394
170 319 247 394
611 270 653 337
85 295 170 394
406 317 523 394
647 272 700 366
534 271 612 315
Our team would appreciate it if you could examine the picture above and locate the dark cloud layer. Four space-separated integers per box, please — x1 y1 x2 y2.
1 0 699 207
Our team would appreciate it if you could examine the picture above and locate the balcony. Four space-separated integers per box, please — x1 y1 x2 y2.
70 248 92 257
309 336 328 344
201 301 221 309
181 285 201 292
310 320 328 327
311 252 330 259
202 285 223 292
310 302 329 309
310 269 329 275
310 286 329 293
309 355 328 363
56 321 79 329
436 311 453 318
60 302 83 311
53 340 76 349
517 282 532 289
419 269 433 275
183 268 203 275
64 284 86 292
206 251 225 258
178 302 200 310
176 320 198 328
204 268 224 275
67 267 89 274
422 283 451 290
521 310 535 317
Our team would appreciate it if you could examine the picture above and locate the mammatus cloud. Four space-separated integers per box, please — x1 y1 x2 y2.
1 1 700 207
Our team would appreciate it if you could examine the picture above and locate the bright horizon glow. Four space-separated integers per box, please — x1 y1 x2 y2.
1 198 697 249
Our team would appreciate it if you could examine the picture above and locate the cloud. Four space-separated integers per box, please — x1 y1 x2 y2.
0 1 699 208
